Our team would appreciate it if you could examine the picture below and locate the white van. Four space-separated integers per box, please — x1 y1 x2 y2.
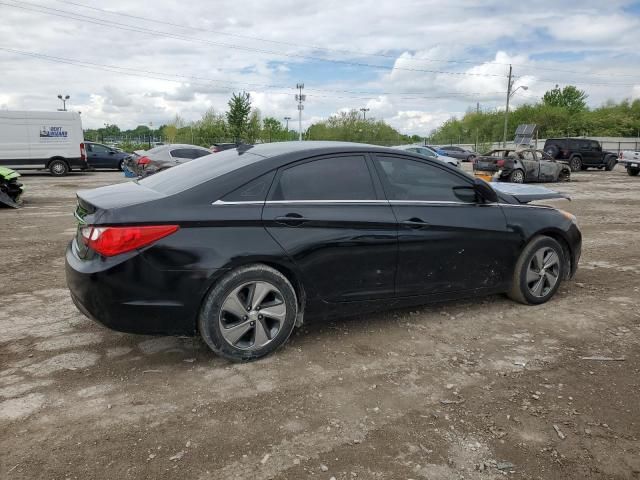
0 110 87 176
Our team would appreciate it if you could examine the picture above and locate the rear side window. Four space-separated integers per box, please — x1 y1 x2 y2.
171 148 198 159
270 156 376 201
139 149 263 195
375 155 473 203
222 171 276 202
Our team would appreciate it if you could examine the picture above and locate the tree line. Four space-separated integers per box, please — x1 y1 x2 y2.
84 91 417 150
429 85 640 146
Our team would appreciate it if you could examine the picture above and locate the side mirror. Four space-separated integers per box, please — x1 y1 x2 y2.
473 178 498 203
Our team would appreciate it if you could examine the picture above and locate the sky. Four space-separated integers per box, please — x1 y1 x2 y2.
1 0 640 135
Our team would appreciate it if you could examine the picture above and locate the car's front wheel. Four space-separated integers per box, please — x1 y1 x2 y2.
199 264 298 361
508 236 565 305
604 157 616 171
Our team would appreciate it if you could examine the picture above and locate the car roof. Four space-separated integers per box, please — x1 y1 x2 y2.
233 141 408 159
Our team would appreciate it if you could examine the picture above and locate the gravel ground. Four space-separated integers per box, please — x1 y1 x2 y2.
1 166 639 480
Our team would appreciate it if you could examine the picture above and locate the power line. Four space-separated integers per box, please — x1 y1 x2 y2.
0 0 508 78
36 0 640 79
0 47 508 101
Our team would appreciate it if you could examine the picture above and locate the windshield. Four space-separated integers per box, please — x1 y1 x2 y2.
138 149 264 195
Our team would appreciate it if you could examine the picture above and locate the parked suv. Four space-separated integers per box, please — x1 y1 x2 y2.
543 138 617 172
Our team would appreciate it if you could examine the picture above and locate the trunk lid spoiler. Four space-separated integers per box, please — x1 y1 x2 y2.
491 183 570 203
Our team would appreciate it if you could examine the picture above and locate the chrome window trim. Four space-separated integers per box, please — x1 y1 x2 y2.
212 199 549 209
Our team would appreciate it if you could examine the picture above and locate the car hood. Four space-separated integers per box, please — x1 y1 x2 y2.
491 183 570 203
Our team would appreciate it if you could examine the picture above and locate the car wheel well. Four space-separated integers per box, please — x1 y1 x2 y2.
196 261 307 335
533 231 572 280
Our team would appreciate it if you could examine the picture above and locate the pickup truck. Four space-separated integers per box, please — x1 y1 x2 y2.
618 151 640 176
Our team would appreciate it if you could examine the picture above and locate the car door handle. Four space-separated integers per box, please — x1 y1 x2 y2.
401 218 430 229
275 213 309 226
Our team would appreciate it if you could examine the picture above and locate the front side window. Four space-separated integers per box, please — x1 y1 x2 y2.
170 148 197 159
271 156 376 201
92 144 110 154
375 155 474 203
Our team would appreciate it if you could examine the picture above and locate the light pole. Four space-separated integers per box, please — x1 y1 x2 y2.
502 64 528 147
57 94 70 111
360 107 370 120
295 83 305 141
284 116 291 140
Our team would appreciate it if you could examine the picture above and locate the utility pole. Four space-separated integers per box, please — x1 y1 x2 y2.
295 83 305 141
502 65 513 148
284 116 291 140
360 107 370 120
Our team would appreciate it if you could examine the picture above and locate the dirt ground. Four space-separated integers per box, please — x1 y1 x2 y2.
1 166 639 480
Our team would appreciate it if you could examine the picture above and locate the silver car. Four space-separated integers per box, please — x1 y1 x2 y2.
127 144 212 177
392 145 461 168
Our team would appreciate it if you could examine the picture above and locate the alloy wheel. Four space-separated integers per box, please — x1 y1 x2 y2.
526 247 560 298
511 170 525 183
219 281 286 350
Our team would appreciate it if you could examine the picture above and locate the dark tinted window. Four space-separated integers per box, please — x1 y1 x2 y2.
375 155 473 202
568 140 580 150
139 150 262 195
92 144 110 154
171 148 200 159
271 156 375 201
191 149 211 159
222 171 276 202
590 141 600 149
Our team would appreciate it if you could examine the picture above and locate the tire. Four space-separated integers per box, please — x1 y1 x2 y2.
48 159 69 176
118 160 125 171
467 155 476 163
628 168 640 177
545 145 559 159
569 156 582 172
507 235 565 305
558 168 571 182
604 157 616 171
508 169 525 183
199 264 298 361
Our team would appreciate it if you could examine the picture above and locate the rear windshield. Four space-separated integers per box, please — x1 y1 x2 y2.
138 149 263 195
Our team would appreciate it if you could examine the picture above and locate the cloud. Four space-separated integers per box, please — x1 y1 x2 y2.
1 0 639 135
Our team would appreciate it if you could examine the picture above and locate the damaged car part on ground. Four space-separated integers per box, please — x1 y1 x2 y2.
0 166 24 208
66 141 581 361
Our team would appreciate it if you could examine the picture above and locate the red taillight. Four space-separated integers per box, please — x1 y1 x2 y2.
137 156 151 166
496 159 505 167
212 146 221 153
80 143 86 162
80 225 179 257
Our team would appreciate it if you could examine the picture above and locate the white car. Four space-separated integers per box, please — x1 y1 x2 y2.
392 145 461 168
619 150 640 176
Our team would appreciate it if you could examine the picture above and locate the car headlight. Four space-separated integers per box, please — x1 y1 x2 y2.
558 209 577 225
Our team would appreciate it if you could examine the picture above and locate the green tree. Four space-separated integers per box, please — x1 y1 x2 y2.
246 108 262 143
542 85 588 113
262 117 286 142
226 91 252 142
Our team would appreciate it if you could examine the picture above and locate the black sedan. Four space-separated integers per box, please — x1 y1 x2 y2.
66 142 581 361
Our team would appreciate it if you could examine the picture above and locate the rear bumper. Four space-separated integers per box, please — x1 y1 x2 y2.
65 242 215 336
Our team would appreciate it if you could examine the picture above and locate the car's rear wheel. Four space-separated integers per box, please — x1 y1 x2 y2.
199 264 298 361
508 169 525 183
49 159 69 176
508 236 565 305
569 156 582 172
118 160 125 171
628 168 640 176
604 157 616 171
